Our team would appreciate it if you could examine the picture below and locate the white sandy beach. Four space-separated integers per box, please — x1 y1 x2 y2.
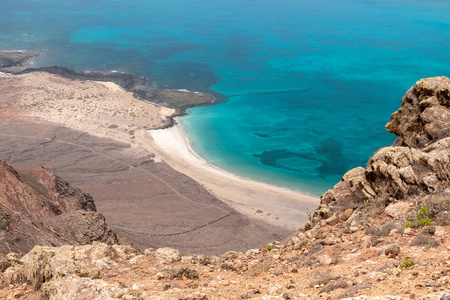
138 124 320 229
4 71 320 229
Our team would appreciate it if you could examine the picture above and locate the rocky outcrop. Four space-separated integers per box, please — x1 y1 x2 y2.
0 161 118 255
2 242 141 299
386 76 450 148
314 77 450 228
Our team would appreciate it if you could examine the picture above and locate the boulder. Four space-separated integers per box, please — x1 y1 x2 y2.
384 243 400 258
155 247 181 264
385 202 411 219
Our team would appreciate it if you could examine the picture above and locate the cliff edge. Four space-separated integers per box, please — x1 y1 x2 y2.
0 161 119 256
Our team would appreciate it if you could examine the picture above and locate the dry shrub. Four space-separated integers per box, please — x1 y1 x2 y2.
247 260 271 276
320 280 348 294
309 270 340 287
169 267 199 279
373 222 404 237
339 284 372 298
410 234 440 248
301 256 318 267
220 263 237 272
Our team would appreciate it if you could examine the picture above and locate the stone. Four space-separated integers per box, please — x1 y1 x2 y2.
385 202 411 219
304 221 313 231
155 247 181 264
268 284 283 295
349 226 359 233
384 243 400 258
441 293 450 300
319 254 333 266
0 161 119 256
341 209 354 221
399 165 417 185
144 248 154 256
422 175 439 189
435 226 446 237
326 214 339 226
386 76 450 148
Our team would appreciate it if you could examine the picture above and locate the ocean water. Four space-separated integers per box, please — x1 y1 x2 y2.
1 0 449 195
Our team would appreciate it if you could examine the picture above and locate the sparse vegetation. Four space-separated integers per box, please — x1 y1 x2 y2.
108 124 119 129
416 206 433 226
400 259 415 269
266 245 273 251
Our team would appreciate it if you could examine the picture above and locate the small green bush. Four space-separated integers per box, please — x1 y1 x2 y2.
400 259 415 268
416 206 433 226
266 245 273 251
404 221 413 227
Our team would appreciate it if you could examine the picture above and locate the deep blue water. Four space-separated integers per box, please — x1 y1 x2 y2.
1 0 449 195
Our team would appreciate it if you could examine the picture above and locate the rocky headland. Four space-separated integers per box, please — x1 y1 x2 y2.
0 161 118 256
2 77 450 299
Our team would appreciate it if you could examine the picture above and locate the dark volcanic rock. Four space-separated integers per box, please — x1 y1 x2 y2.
0 51 38 68
0 161 118 255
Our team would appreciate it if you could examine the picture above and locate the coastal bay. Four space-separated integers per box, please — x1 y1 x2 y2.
0 69 316 253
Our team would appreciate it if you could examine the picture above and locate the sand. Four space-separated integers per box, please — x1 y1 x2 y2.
3 71 320 229
2 71 175 145
139 124 320 229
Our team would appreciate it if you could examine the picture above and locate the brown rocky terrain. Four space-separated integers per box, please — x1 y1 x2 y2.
0 160 118 256
1 68 450 298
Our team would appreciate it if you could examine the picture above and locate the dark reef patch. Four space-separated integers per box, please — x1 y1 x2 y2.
254 133 271 138
148 61 220 91
253 149 313 174
314 137 349 177
253 139 349 178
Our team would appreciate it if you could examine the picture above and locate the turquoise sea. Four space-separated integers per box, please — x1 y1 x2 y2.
1 0 449 195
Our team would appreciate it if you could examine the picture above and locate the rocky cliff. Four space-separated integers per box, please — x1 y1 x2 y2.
0 161 118 256
312 76 450 230
1 77 450 299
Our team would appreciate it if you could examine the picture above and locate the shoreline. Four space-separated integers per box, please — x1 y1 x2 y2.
138 122 320 229
0 50 221 113
1 66 320 230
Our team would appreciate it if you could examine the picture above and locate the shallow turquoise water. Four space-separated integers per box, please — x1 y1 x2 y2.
1 0 449 195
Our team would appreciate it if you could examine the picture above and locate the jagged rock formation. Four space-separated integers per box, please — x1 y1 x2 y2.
0 161 118 255
313 77 450 229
